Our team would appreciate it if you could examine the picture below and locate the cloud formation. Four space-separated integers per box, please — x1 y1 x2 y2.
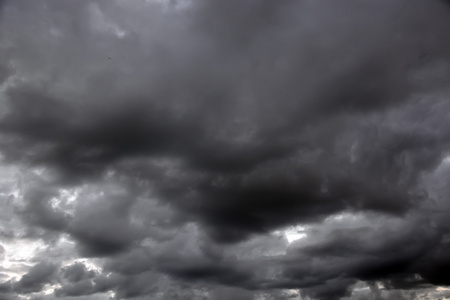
2 0 450 299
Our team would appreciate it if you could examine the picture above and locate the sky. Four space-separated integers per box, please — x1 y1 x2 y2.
2 0 450 299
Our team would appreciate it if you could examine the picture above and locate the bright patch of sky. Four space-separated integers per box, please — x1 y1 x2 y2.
282 226 307 244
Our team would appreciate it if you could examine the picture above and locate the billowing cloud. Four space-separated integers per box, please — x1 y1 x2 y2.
2 0 450 299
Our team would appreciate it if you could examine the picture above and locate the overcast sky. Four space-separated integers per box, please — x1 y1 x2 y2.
2 0 450 299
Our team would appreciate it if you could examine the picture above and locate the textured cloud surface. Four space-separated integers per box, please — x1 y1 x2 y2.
2 0 450 299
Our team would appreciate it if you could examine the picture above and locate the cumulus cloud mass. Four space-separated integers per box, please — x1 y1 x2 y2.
2 0 450 299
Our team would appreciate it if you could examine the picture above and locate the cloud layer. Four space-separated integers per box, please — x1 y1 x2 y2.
2 0 450 299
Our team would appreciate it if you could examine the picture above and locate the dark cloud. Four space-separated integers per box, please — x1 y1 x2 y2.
12 261 59 294
54 263 98 297
20 183 70 232
2 0 450 299
67 190 141 257
60 262 96 283
210 287 253 300
300 278 357 300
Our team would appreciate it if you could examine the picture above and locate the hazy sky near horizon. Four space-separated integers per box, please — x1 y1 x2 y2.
2 0 450 299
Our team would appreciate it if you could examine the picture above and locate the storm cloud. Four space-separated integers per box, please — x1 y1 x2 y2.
2 0 450 299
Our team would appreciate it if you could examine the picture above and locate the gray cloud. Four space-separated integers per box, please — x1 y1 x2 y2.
13 261 59 294
2 0 450 299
